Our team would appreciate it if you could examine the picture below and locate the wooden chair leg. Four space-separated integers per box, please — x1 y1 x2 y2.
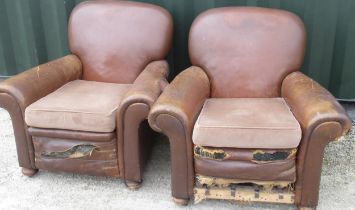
298 206 316 210
21 167 38 177
125 180 142 190
173 197 189 206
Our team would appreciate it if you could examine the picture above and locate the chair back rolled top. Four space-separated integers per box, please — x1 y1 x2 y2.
68 0 173 83
189 7 306 98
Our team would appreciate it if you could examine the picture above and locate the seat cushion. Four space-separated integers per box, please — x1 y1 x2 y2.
25 80 131 133
192 98 301 149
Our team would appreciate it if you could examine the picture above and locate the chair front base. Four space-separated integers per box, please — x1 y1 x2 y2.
29 127 121 178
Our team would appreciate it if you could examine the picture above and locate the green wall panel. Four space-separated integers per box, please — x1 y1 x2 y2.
0 0 354 99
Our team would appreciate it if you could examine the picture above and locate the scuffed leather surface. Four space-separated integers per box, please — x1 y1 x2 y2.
194 146 296 162
68 1 173 83
120 60 169 110
282 72 351 133
149 67 210 132
33 136 117 161
194 146 296 182
192 98 301 149
195 157 296 182
25 80 131 133
148 66 210 199
189 7 306 98
0 55 82 169
282 71 352 207
0 55 82 111
33 135 119 177
117 61 169 182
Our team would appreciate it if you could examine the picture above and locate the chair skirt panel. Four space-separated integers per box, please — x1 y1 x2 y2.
193 146 298 204
194 146 297 182
191 98 301 204
30 128 120 178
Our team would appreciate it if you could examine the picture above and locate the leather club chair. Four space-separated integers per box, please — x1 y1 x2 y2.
148 7 351 209
0 0 172 189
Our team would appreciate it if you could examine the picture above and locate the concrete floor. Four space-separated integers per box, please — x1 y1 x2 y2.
0 105 354 210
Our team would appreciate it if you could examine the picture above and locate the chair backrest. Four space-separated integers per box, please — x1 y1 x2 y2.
68 0 172 83
189 7 306 98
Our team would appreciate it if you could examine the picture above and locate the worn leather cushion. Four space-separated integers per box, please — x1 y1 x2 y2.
192 98 301 149
25 80 131 133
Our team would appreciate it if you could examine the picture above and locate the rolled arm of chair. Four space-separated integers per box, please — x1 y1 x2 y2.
118 60 169 182
282 71 351 140
120 60 169 110
0 54 82 111
281 71 352 207
0 55 82 170
148 66 210 133
148 66 210 200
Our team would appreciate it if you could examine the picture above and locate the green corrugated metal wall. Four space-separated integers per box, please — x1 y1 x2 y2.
0 0 355 99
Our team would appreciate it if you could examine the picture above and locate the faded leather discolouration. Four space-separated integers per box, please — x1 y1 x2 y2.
282 72 352 207
1 1 172 186
149 67 210 133
192 98 302 149
282 72 351 132
0 55 82 110
148 7 352 209
68 1 173 83
121 61 169 109
189 7 306 98
0 55 82 169
25 80 131 133
148 67 210 199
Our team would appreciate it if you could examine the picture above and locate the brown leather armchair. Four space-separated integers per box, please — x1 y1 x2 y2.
148 7 351 209
0 0 172 189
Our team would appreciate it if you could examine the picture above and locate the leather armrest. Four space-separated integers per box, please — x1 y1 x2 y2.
120 60 169 110
282 71 351 140
0 55 82 170
282 71 352 207
0 55 82 111
117 60 169 181
148 66 210 133
147 66 210 199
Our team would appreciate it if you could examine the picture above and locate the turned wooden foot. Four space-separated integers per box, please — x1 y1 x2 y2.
298 206 316 210
21 168 38 177
125 180 142 190
173 197 189 206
